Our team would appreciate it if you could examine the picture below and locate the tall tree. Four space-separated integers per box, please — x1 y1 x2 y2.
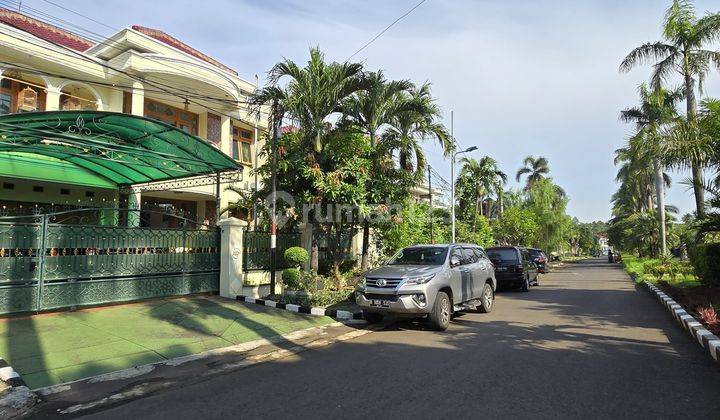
251 48 368 270
620 0 720 216
515 155 550 190
620 83 681 255
341 71 414 270
456 156 507 231
382 83 453 176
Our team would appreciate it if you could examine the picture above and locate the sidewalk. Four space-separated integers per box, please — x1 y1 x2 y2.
0 295 334 389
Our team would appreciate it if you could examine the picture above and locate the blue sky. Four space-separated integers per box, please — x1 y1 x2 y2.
22 0 720 221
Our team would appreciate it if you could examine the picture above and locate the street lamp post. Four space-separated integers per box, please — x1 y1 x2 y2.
451 145 478 243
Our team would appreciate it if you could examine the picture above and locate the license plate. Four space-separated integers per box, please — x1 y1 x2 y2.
496 267 507 271
370 299 390 308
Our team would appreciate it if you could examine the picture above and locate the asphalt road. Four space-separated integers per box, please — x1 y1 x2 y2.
81 258 720 419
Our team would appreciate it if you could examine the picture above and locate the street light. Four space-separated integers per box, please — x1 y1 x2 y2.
451 145 478 243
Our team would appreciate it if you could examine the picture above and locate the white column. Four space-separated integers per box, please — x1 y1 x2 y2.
45 86 61 111
218 217 247 298
220 115 232 157
131 81 144 116
127 189 141 227
198 112 208 140
196 200 207 226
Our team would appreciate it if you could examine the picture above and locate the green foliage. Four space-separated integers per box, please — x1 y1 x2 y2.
622 254 699 287
281 268 303 290
688 242 720 286
524 178 572 252
274 290 354 308
284 246 309 268
378 200 435 256
492 207 538 246
456 217 494 248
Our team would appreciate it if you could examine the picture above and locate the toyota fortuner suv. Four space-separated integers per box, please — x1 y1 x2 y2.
356 244 497 331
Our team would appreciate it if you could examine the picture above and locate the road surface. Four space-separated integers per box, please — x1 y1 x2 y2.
80 258 720 419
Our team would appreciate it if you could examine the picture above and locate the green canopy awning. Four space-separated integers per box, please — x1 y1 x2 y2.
0 111 240 186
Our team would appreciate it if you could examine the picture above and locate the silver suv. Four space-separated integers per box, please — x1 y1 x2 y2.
356 244 497 330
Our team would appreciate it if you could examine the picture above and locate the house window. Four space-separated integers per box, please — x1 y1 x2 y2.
144 99 198 135
207 113 221 145
60 188 70 195
232 126 253 164
33 186 43 193
0 78 46 114
3 182 14 190
85 191 95 198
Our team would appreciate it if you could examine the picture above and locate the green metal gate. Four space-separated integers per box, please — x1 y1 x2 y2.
0 209 220 315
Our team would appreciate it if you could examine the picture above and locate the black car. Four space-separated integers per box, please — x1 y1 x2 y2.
527 248 548 274
486 246 539 292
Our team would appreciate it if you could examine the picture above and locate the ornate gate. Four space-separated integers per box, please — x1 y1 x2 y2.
0 209 220 315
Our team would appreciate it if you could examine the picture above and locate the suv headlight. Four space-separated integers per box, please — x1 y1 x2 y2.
405 274 435 285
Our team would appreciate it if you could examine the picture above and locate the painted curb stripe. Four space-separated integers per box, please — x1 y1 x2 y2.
233 294 361 322
643 281 719 364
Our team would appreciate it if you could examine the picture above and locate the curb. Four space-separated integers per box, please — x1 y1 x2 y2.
0 357 26 388
644 282 720 363
236 295 364 321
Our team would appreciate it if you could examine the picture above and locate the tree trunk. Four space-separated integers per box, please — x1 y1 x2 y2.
498 191 504 217
310 231 319 272
653 159 667 256
685 69 705 217
360 219 370 270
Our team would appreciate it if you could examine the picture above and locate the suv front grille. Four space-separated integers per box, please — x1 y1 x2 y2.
363 293 399 302
365 278 403 288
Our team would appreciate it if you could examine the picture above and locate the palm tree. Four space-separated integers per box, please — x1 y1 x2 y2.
457 156 507 230
515 156 550 190
382 83 453 175
619 83 681 254
341 71 414 270
251 47 367 271
620 0 720 217
252 47 367 153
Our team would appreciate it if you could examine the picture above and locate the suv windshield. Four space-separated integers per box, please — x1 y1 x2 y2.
387 246 448 266
486 248 519 263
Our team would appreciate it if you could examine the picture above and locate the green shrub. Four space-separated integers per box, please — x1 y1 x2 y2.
281 268 302 290
691 243 720 286
317 259 357 276
284 247 309 268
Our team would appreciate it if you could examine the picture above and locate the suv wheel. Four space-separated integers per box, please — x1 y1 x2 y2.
520 276 529 292
362 310 383 324
479 283 494 313
428 291 451 331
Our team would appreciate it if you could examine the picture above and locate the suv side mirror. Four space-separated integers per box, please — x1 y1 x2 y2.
450 255 461 267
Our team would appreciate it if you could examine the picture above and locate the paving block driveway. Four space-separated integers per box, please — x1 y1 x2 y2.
0 296 333 389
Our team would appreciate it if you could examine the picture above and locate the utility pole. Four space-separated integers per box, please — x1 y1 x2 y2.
450 110 477 243
450 111 455 243
253 74 260 231
428 165 433 244
269 107 280 295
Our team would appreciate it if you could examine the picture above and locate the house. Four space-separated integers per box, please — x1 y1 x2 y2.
0 8 267 226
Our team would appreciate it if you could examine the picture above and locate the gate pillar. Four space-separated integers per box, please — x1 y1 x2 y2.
218 218 247 298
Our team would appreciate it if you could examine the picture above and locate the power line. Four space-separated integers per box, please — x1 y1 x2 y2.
347 0 427 61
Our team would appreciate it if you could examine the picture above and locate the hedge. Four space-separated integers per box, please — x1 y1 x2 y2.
688 243 720 286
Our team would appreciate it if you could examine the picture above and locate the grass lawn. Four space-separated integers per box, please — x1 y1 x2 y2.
0 295 334 389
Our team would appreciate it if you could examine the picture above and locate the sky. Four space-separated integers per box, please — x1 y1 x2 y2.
20 0 720 222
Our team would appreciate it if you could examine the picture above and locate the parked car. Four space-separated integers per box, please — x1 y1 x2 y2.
485 246 539 291
356 244 497 331
527 248 548 274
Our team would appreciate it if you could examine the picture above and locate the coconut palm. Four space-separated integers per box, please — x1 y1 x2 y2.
619 0 720 217
250 47 367 271
619 83 682 254
515 156 550 190
340 71 415 270
456 156 507 230
382 83 453 175
251 47 367 153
